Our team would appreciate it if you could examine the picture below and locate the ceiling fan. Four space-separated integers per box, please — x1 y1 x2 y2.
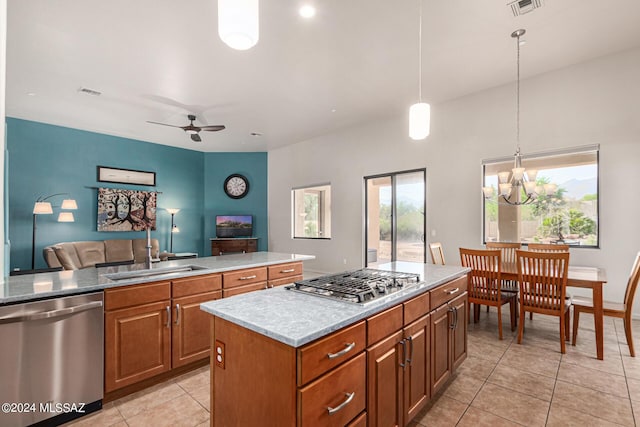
147 114 225 142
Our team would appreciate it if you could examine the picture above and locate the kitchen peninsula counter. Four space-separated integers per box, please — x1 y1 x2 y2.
0 252 315 305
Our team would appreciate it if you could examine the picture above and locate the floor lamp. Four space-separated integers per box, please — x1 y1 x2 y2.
32 194 77 270
166 209 180 253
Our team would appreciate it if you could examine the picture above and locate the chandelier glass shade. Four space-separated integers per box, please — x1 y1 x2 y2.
218 0 259 50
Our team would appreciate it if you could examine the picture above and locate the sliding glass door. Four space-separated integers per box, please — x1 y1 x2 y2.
365 169 426 266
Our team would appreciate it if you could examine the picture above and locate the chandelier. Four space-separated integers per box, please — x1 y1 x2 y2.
482 29 556 206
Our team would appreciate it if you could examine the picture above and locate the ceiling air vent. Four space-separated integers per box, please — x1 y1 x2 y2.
78 87 102 96
508 0 543 16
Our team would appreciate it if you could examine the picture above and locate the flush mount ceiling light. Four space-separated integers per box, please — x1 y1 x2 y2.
218 0 259 50
299 4 316 18
409 0 430 140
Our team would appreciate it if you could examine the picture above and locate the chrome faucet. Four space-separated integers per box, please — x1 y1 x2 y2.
145 227 153 269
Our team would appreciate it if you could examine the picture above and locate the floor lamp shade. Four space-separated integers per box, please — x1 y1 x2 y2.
409 102 430 140
33 202 53 214
218 0 259 50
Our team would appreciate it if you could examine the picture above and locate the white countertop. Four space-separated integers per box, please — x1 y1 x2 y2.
0 252 315 305
200 262 470 348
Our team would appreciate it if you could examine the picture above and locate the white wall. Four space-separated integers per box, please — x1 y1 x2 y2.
268 47 640 311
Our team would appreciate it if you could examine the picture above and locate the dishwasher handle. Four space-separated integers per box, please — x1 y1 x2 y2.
0 301 103 324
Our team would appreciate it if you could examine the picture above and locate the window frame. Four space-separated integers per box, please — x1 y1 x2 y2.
481 144 600 249
292 183 332 240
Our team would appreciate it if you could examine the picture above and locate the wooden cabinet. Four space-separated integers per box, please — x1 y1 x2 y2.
403 314 430 423
367 330 404 427
210 238 258 256
105 274 222 393
104 281 172 393
222 266 268 297
430 292 468 396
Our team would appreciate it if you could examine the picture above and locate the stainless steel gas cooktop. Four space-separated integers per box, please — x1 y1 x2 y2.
284 268 421 304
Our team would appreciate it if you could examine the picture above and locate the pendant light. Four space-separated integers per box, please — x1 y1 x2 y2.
409 0 430 140
218 0 259 50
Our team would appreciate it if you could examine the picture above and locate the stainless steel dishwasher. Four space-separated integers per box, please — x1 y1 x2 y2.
0 292 104 427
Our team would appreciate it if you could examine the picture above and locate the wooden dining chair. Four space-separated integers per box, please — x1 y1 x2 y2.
516 250 571 353
572 251 640 357
486 242 521 294
460 248 517 339
528 243 570 252
429 242 445 265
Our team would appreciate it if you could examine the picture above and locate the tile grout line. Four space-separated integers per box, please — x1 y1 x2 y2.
614 318 637 427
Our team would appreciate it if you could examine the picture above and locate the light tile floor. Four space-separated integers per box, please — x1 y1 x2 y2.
66 307 640 427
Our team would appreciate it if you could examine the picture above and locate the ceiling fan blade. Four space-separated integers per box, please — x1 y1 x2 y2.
200 125 226 132
191 133 202 142
147 121 183 128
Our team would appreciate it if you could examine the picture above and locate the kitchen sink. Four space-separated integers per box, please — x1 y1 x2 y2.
104 265 209 281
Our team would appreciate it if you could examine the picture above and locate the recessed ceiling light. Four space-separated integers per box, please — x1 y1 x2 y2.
331 109 336 113
299 5 316 18
27 92 36 96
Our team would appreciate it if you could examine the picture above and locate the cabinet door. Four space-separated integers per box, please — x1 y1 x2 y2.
403 314 430 424
105 300 171 392
450 292 468 370
367 330 404 427
172 290 222 368
430 303 452 396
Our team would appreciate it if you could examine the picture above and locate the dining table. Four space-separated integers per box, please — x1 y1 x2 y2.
501 264 608 360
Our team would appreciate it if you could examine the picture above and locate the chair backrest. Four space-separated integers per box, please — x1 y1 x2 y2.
623 251 640 311
527 243 570 252
486 242 521 266
460 248 502 302
429 242 445 265
516 249 569 312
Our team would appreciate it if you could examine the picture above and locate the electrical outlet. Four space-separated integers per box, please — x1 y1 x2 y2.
215 340 225 369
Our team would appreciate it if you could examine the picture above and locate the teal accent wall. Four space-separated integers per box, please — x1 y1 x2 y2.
6 118 268 270
204 153 268 255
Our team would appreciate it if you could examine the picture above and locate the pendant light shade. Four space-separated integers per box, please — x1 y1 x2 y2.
218 0 259 51
408 0 430 141
409 102 430 140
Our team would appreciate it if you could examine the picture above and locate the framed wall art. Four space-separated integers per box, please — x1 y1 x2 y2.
97 187 157 231
97 166 156 186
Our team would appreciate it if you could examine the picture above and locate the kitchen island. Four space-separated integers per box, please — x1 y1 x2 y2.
201 262 470 427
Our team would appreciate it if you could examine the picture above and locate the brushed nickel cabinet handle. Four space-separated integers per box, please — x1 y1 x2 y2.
445 288 459 295
399 339 407 368
166 306 171 328
406 336 414 365
327 392 355 415
240 275 257 280
327 342 356 360
280 269 295 273
175 304 180 325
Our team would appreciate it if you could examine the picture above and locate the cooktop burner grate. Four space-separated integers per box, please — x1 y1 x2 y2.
286 268 421 304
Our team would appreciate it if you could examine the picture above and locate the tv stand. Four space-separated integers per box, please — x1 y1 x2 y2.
210 237 258 256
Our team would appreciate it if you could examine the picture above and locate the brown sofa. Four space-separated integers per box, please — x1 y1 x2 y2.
43 239 172 270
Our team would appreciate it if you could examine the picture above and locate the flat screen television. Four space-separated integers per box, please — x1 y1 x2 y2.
216 215 253 238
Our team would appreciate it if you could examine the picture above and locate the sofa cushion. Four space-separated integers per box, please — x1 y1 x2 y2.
53 244 80 270
74 241 106 268
132 238 160 263
105 240 134 263
43 247 62 269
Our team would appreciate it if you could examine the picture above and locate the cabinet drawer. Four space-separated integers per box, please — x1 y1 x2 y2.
404 291 430 326
217 240 247 253
430 275 467 311
247 239 257 250
298 321 366 386
367 305 403 346
298 352 366 427
105 281 171 311
172 274 222 298
346 412 366 427
222 282 267 298
223 267 268 289
268 275 303 288
268 262 303 280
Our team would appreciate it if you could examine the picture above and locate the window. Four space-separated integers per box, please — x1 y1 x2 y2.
292 184 331 239
483 145 599 247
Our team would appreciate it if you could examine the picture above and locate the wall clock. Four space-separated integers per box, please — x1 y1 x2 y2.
224 174 249 199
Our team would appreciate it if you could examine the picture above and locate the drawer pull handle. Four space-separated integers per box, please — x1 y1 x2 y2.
280 269 295 273
445 288 459 295
166 306 171 328
175 304 180 325
327 392 355 415
327 342 356 360
239 275 257 280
